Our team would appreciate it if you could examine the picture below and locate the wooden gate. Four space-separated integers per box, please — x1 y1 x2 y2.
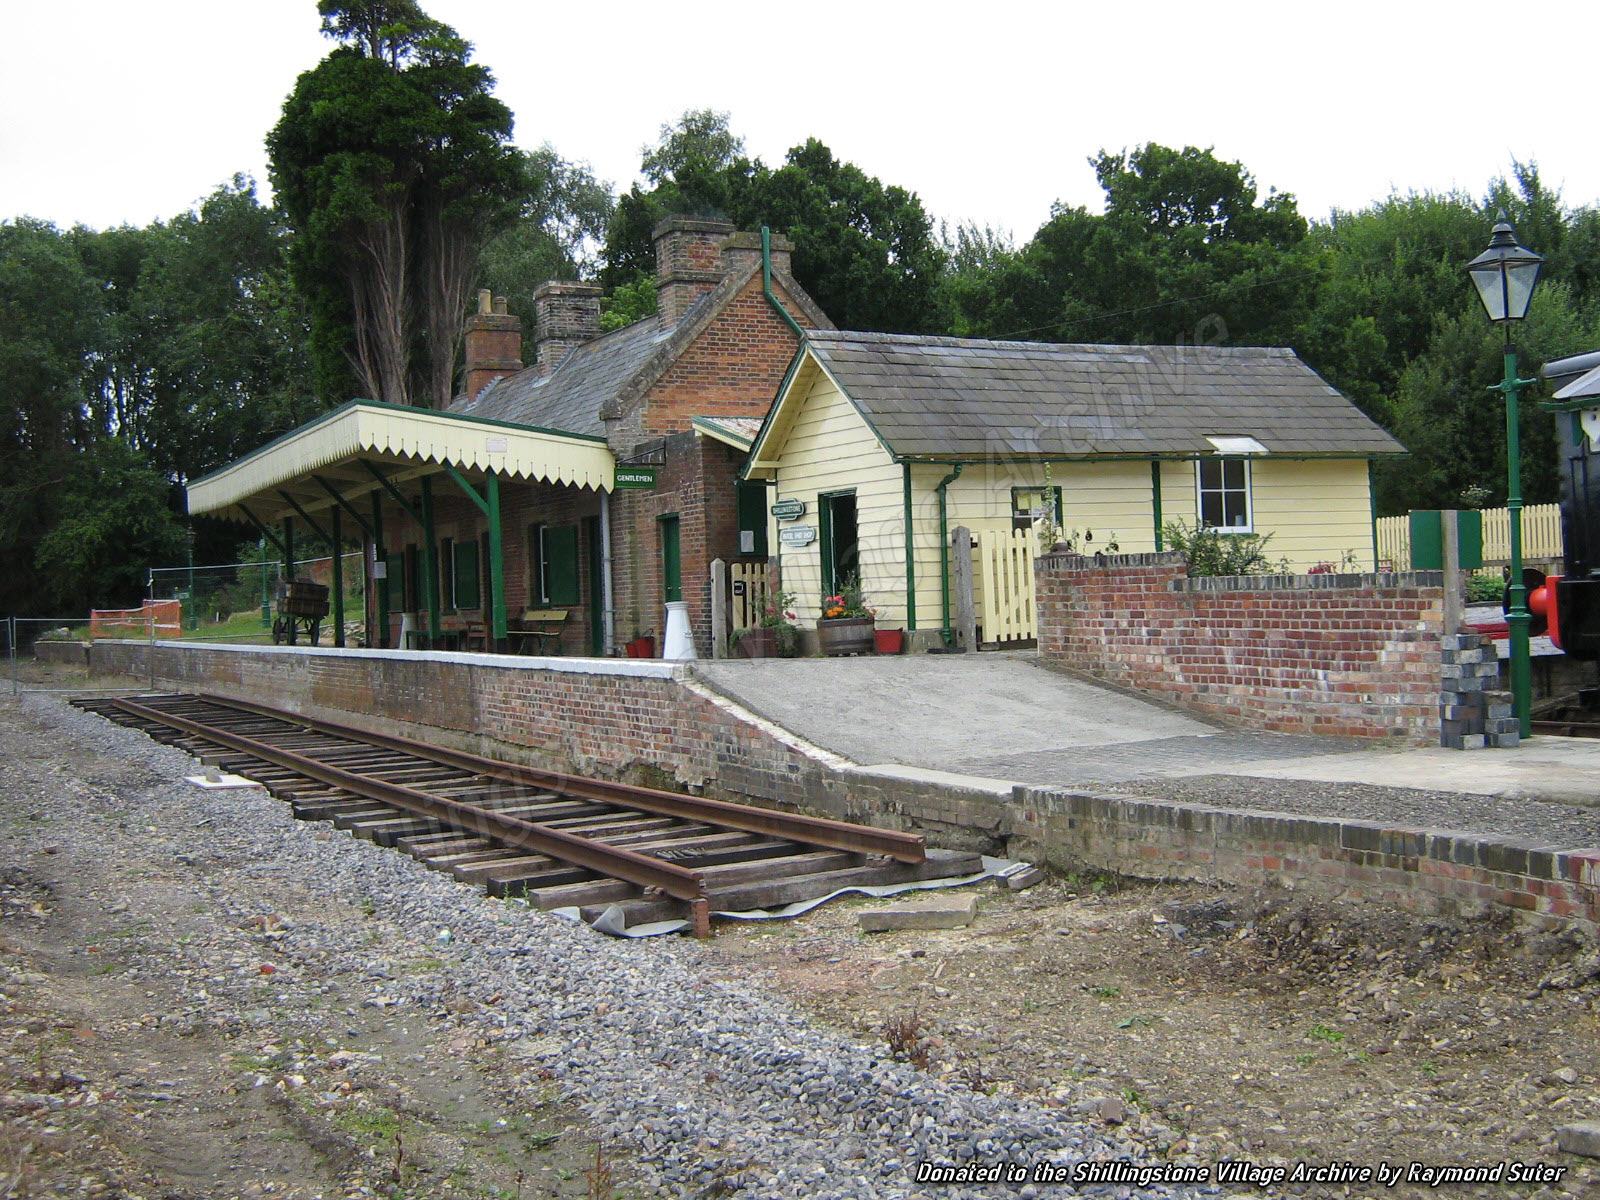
976 528 1036 644
729 561 769 631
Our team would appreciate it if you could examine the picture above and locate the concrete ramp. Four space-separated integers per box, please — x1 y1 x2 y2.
690 651 1347 786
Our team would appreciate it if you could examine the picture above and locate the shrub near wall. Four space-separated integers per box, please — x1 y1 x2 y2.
1035 551 1445 742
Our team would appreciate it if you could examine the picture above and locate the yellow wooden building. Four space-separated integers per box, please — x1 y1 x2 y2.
744 332 1407 646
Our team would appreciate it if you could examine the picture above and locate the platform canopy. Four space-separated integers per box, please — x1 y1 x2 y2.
187 399 615 525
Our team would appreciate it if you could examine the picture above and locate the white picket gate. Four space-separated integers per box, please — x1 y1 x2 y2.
976 528 1037 644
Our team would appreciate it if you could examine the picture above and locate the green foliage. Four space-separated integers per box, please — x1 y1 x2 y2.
34 438 186 611
269 1 528 407
478 146 614 321
1162 519 1275 577
598 274 657 331
1465 573 1504 603
600 111 946 333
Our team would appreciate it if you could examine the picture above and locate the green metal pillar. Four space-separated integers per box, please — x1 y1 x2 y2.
372 491 388 649
284 518 295 583
420 476 440 643
331 505 345 648
259 539 271 628
901 463 917 631
486 471 507 648
1496 346 1538 737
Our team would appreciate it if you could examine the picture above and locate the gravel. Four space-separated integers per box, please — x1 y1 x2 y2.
1104 775 1600 848
11 693 1216 1199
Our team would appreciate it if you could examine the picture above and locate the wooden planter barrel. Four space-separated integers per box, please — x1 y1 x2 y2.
817 617 875 656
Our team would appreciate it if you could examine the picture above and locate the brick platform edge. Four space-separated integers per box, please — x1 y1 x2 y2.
32 640 90 668
1035 552 1446 744
85 641 1600 935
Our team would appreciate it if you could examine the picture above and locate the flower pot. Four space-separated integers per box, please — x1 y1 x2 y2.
736 628 778 658
816 617 875 657
874 628 904 655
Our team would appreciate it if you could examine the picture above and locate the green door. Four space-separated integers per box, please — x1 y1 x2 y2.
659 515 682 603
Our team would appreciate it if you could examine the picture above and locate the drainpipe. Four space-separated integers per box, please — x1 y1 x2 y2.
762 227 806 338
935 463 965 644
600 487 615 654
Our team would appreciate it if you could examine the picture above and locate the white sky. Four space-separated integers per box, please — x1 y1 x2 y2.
5 0 1599 244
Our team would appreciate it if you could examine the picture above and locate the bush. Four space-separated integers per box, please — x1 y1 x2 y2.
1162 519 1275 577
1465 572 1504 603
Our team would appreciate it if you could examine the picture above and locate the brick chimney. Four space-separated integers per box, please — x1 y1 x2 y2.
654 215 736 327
718 229 794 281
532 281 602 377
462 290 522 402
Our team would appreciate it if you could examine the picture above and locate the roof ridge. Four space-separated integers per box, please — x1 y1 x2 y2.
810 330 1289 357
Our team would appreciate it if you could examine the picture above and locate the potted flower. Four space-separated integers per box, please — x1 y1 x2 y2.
733 590 800 658
817 578 875 656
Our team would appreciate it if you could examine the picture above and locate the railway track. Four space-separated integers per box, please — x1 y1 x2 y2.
71 693 982 936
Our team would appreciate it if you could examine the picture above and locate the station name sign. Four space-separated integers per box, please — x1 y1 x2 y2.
770 498 806 520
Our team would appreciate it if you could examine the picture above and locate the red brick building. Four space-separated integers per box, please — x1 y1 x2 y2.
185 217 830 657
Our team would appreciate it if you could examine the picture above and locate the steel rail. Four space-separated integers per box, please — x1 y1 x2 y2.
190 691 926 862
108 697 707 903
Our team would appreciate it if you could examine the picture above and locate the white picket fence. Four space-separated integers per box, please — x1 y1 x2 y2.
976 528 1037 644
1375 504 1563 571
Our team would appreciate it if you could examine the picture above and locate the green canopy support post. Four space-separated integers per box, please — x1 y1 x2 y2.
283 517 295 584
420 476 440 644
442 464 508 649
312 475 375 539
331 505 344 648
259 541 271 627
276 490 333 545
372 491 388 649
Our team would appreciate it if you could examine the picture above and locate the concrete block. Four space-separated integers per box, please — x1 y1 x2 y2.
859 893 978 932
1005 866 1047 892
1557 1122 1600 1158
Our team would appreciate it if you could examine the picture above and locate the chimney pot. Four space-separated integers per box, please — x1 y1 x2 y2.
461 296 523 403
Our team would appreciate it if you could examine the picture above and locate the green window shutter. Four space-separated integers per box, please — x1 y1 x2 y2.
454 540 480 610
736 481 769 556
659 516 682 602
544 526 581 606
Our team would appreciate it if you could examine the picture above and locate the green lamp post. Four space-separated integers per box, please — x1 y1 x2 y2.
1465 216 1544 737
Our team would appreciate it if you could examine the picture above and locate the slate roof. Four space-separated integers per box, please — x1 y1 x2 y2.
451 316 672 438
803 331 1406 459
450 260 832 438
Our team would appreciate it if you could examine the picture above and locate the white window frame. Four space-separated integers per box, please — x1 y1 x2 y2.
1195 457 1254 533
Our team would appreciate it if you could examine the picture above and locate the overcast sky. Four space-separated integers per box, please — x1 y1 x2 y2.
6 0 1598 244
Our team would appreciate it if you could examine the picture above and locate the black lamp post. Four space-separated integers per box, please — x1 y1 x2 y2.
1465 216 1543 737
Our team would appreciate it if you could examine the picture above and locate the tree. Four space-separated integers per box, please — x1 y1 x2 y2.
478 146 614 319
269 1 526 407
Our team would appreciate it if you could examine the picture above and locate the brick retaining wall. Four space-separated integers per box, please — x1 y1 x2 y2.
1036 552 1446 742
84 641 1598 934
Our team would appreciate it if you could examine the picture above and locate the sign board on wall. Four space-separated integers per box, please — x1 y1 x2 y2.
778 525 817 547
615 467 658 489
771 498 806 521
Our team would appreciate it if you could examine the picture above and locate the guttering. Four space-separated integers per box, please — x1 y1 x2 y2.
901 463 916 631
762 227 806 339
935 462 965 644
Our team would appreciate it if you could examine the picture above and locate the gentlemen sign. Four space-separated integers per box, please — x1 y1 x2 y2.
615 467 657 489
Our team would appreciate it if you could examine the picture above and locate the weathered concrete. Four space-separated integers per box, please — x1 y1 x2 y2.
858 893 978 932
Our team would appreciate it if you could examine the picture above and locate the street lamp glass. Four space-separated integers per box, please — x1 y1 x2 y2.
1465 221 1543 322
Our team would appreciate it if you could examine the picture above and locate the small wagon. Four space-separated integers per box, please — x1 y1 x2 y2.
272 579 330 646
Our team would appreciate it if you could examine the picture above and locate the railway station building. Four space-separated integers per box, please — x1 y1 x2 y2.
185 217 831 657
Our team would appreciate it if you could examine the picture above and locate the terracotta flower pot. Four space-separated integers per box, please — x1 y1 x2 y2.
736 628 778 658
817 617 875 656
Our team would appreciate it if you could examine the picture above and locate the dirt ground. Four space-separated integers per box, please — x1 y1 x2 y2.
0 669 633 1200
704 876 1600 1198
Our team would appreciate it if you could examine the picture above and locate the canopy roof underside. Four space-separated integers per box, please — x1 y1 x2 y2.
187 401 615 526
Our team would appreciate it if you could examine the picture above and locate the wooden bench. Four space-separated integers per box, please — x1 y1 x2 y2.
507 609 569 655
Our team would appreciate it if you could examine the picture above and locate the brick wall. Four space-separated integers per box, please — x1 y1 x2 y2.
1036 551 1446 742
86 639 1600 935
